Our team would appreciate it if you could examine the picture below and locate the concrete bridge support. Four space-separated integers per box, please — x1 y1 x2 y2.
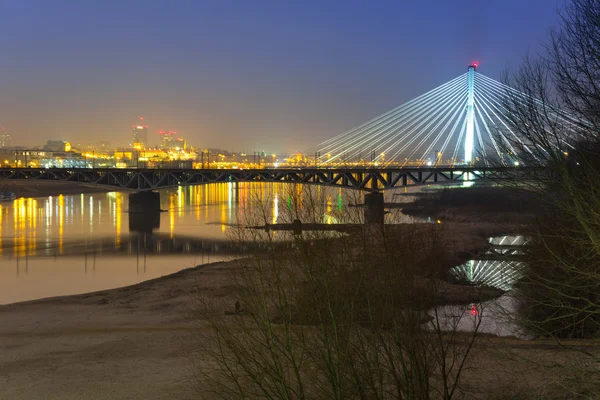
129 191 161 213
364 192 385 224
128 191 161 233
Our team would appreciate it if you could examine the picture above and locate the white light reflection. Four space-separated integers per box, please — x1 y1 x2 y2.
450 236 527 291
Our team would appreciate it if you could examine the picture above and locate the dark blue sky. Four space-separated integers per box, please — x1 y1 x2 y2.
0 0 562 152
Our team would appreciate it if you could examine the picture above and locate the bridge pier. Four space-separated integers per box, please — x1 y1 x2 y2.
128 191 161 234
129 211 160 233
364 192 384 224
129 191 161 213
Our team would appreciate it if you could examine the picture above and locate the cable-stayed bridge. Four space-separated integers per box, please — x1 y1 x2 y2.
0 64 567 192
0 166 542 192
316 63 576 167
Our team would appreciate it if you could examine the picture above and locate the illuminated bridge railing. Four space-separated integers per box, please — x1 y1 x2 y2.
0 167 545 192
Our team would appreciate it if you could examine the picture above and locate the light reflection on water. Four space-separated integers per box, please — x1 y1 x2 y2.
1 183 364 257
437 236 530 338
450 236 527 291
0 183 406 304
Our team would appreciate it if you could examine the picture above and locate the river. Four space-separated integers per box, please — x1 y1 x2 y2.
0 182 411 304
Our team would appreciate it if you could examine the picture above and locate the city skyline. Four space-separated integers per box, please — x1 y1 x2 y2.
1 0 561 152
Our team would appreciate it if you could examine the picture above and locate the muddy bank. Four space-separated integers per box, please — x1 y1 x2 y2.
0 180 115 198
401 185 541 224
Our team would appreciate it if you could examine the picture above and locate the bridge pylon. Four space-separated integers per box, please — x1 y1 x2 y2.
465 63 477 165
315 62 578 167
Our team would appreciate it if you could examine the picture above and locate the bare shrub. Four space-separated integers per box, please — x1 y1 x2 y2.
191 184 482 399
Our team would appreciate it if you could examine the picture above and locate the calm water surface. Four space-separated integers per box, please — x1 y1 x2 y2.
0 183 406 304
0 181 526 338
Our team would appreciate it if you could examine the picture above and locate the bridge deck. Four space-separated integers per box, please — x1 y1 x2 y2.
0 167 543 192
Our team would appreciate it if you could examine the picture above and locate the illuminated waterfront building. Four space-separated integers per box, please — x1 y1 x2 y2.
132 118 148 149
159 130 186 150
0 127 10 148
43 140 71 152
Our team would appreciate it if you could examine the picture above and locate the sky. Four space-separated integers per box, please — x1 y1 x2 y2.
0 0 563 153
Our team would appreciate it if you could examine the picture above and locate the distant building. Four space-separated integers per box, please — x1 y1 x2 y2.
132 118 148 149
159 130 186 150
0 135 9 149
0 148 85 168
0 127 9 148
43 140 71 152
96 141 112 150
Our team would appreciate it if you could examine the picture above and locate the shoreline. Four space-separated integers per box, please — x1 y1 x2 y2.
1 184 594 399
1 227 599 398
1 251 598 399
0 260 227 400
1 180 117 198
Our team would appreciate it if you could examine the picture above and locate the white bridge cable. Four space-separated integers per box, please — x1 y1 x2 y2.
315 70 579 166
451 116 468 165
370 80 467 162
472 72 570 165
474 89 526 161
417 94 468 165
318 74 467 154
320 83 463 163
476 78 554 159
366 78 466 161
323 76 467 164
474 80 537 161
327 76 467 162
474 96 506 165
374 87 467 164
393 89 469 167
318 73 467 148
480 80 557 163
381 72 512 165
398 90 469 164
322 75 467 163
434 106 466 166
473 115 489 166
476 74 580 150
476 73 582 130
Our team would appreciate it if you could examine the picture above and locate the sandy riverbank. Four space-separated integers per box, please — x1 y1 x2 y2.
0 222 514 400
0 261 220 400
1 180 115 198
1 255 599 399
0 203 595 399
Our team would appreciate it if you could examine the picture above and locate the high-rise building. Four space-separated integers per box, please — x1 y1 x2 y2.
159 130 186 150
132 117 148 149
0 127 9 148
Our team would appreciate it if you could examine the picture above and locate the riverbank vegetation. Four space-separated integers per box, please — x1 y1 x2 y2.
500 0 600 341
191 186 490 399
491 0 600 395
191 1 600 396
